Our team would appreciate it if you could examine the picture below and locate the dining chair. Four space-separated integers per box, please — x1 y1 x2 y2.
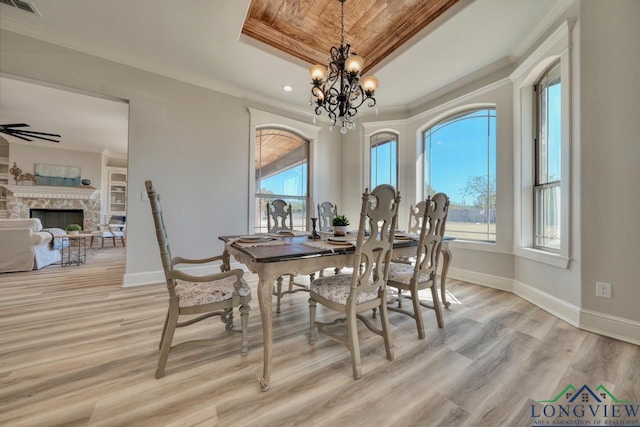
266 199 293 233
387 193 450 339
266 199 308 313
90 215 126 248
145 180 251 378
317 201 341 277
308 184 401 380
317 201 338 231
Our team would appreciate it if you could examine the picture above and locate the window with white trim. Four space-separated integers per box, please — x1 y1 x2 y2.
254 128 309 232
511 21 571 267
422 108 497 242
535 61 562 250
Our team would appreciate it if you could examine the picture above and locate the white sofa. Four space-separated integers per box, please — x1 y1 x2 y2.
0 218 62 273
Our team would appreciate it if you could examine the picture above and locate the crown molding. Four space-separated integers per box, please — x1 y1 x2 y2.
511 0 575 60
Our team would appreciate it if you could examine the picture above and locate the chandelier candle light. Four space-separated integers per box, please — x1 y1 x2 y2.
309 0 379 133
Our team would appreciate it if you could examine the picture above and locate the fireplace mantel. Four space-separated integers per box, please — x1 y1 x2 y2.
1 184 99 200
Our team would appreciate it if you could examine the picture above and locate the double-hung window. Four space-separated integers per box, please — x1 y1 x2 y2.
422 108 496 242
254 128 309 232
534 62 562 250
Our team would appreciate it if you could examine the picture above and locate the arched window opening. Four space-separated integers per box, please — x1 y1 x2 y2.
423 108 497 242
254 128 309 232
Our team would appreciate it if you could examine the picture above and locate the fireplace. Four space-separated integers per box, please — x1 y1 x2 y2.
30 208 84 229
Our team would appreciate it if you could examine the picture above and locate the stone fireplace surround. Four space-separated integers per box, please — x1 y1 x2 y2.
2 185 100 231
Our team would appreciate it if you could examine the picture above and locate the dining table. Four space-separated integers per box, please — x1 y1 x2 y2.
219 232 453 391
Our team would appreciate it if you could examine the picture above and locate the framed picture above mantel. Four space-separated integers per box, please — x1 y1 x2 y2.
34 163 81 187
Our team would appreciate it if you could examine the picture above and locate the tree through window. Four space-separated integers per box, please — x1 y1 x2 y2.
423 108 497 242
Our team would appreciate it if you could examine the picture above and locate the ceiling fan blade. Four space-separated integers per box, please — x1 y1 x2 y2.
0 123 61 143
0 123 30 128
12 130 62 138
2 132 33 141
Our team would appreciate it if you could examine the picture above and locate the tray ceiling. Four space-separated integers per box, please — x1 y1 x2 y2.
242 0 460 73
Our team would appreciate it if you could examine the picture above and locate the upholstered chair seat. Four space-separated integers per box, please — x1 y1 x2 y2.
175 276 251 307
387 263 431 284
310 274 378 305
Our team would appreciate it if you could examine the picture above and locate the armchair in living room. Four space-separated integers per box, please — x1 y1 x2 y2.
90 215 126 248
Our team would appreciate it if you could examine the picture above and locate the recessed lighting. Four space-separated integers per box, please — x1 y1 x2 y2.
282 85 293 92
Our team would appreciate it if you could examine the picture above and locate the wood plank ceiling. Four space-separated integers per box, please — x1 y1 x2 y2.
242 0 460 73
255 129 307 175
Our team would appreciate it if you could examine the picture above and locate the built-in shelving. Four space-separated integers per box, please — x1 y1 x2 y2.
107 167 127 216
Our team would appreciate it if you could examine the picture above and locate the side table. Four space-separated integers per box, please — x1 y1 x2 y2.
58 234 90 266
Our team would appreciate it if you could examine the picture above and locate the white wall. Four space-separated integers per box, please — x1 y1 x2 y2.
579 0 640 323
341 1 639 343
2 0 638 342
0 30 340 285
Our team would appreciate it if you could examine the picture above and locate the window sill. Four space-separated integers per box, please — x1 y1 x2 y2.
449 239 512 255
514 247 571 269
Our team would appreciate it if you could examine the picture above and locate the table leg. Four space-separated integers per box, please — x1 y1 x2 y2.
257 275 274 391
440 247 452 309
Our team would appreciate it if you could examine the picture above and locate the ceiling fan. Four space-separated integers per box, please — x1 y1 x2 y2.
0 123 60 143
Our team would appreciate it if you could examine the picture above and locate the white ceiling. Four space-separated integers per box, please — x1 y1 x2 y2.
0 77 129 154
0 0 571 152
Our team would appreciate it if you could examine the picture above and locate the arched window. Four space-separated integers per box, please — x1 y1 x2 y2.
422 108 496 242
254 128 309 232
370 131 397 189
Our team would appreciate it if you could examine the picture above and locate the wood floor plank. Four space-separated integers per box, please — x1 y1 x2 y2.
0 246 638 426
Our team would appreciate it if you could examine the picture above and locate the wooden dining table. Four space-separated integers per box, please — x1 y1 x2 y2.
219 233 453 391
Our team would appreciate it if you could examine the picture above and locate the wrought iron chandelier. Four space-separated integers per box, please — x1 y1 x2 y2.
309 0 379 134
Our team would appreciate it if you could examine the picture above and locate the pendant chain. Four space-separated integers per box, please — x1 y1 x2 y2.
340 0 345 46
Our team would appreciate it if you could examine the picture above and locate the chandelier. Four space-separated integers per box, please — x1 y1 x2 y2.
309 0 379 134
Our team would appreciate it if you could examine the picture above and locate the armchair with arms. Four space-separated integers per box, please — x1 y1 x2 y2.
90 215 126 248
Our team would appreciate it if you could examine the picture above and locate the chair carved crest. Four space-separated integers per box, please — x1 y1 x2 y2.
266 199 293 233
317 201 338 231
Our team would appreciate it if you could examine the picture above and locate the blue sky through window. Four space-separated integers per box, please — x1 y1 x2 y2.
371 137 397 188
424 109 496 206
260 163 307 196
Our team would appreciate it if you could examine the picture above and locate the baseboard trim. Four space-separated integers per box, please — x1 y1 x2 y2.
122 270 165 287
122 261 247 287
513 280 581 327
579 309 640 346
452 269 638 344
448 267 514 292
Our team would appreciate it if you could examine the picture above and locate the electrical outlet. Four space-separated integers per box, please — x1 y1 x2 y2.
595 282 612 299
140 191 149 201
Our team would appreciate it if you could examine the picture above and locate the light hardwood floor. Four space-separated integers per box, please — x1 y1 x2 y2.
0 246 638 426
